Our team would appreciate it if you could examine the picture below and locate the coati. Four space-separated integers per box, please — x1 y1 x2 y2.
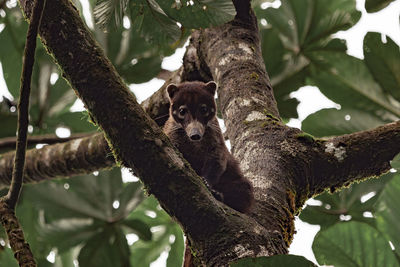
163 81 254 213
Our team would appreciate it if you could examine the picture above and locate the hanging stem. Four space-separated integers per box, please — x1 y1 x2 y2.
0 0 46 266
5 0 46 210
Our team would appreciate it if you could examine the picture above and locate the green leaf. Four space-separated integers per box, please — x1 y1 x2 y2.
313 221 398 267
375 174 400 258
94 0 129 28
157 0 236 29
391 153 400 171
300 173 394 229
166 225 184 267
364 32 400 102
365 0 397 12
25 169 125 222
257 0 358 118
25 181 110 221
39 218 98 253
308 52 400 119
45 111 97 134
0 247 19 267
302 108 386 137
122 218 152 241
130 0 181 51
0 111 17 138
118 56 162 84
0 10 26 98
130 225 171 267
261 0 359 52
114 181 145 219
78 227 130 267
47 78 77 117
230 255 316 267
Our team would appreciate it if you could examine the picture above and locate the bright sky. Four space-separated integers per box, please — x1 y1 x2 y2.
0 0 399 265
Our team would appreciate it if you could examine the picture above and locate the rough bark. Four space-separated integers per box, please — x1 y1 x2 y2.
0 133 114 187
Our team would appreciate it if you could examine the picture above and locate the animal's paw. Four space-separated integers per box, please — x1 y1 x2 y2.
201 176 224 201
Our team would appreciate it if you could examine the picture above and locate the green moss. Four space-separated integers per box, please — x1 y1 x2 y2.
262 110 280 121
250 72 259 80
103 132 123 167
296 132 315 144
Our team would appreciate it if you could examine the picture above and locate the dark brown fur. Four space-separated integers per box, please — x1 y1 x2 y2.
164 81 254 267
163 81 254 213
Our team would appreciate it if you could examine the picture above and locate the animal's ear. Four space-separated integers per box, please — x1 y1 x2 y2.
204 81 217 96
166 84 179 100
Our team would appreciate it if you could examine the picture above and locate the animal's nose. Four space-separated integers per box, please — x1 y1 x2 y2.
190 134 201 141
189 128 202 141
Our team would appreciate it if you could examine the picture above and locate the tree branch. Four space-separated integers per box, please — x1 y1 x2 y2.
0 133 93 151
0 133 114 187
5 0 45 212
0 0 45 264
309 121 400 195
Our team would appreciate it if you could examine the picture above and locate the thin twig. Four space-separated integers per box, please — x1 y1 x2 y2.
5 0 46 210
0 132 94 150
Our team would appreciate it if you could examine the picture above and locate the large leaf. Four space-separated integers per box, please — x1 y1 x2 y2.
308 52 400 120
231 255 316 267
25 169 143 221
46 111 98 134
260 0 359 52
313 221 398 267
122 218 152 241
94 0 129 28
78 227 130 267
128 196 182 267
257 0 359 119
39 218 99 253
300 174 394 229
0 112 17 138
365 0 397 12
375 174 400 258
302 108 386 137
166 225 184 267
0 9 26 98
157 0 236 29
364 32 400 102
118 56 162 84
129 0 181 52
0 247 18 267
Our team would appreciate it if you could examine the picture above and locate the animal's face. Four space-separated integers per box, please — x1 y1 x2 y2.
167 81 217 142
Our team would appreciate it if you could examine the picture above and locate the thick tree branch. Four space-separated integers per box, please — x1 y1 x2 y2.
0 133 114 187
309 121 400 195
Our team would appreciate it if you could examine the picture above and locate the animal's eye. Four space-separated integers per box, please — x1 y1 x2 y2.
179 108 187 116
200 105 208 115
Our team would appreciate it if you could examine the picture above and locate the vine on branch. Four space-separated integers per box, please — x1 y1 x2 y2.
0 0 46 265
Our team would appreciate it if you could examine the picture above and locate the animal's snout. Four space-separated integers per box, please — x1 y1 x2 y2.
187 121 204 142
189 128 202 141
